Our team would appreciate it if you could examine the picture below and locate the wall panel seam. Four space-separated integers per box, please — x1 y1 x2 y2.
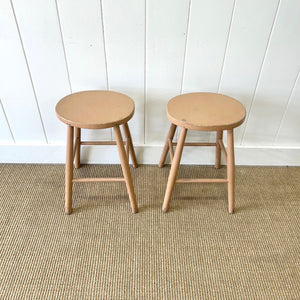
273 67 300 145
99 0 112 141
0 98 15 143
180 0 192 95
240 0 281 145
55 0 73 93
217 0 236 93
143 0 147 144
10 0 48 143
99 0 109 91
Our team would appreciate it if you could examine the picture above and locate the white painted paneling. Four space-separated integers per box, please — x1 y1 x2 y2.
1 0 300 165
56 0 107 92
12 0 70 143
242 0 300 146
0 0 46 143
57 0 111 141
102 0 145 144
183 0 235 93
146 0 190 144
0 99 13 143
219 0 279 144
182 0 235 143
275 71 300 146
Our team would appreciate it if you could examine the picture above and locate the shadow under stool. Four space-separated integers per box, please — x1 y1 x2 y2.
55 90 138 214
159 92 246 213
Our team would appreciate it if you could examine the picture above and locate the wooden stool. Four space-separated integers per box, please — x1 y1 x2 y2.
55 90 138 214
159 92 246 213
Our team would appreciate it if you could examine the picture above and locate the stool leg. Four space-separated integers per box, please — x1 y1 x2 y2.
122 123 138 168
74 127 81 169
162 127 187 213
227 129 235 214
114 125 138 214
215 130 223 169
65 125 74 214
159 123 177 168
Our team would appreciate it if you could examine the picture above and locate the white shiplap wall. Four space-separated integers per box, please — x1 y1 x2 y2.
0 0 300 165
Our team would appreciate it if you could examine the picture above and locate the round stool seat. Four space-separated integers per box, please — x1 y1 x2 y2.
56 90 135 129
167 92 246 131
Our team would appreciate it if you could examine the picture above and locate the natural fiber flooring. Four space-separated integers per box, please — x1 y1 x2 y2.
0 164 299 299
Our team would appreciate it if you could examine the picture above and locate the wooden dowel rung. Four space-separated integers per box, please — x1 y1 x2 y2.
219 140 227 161
72 177 125 183
80 141 118 146
176 178 228 183
172 142 217 147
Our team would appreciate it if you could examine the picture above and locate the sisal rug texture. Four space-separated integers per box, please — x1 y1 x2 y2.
0 164 299 299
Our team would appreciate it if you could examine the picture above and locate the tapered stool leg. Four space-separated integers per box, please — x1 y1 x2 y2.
159 123 177 168
65 125 74 214
114 125 138 213
122 123 138 168
162 127 187 212
227 129 235 214
215 130 223 169
74 127 81 169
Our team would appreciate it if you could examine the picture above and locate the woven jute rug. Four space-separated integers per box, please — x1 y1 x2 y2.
0 164 299 299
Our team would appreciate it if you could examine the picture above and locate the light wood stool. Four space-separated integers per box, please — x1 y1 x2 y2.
159 92 246 213
56 90 138 214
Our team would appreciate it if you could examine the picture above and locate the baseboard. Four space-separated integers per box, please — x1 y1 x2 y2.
1 144 300 166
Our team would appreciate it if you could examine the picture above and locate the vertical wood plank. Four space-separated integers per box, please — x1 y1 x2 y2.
146 0 190 144
183 0 235 93
12 0 70 143
57 0 111 141
102 0 145 144
182 0 235 143
219 0 280 145
56 0 107 92
0 0 46 143
275 71 300 146
242 0 300 146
